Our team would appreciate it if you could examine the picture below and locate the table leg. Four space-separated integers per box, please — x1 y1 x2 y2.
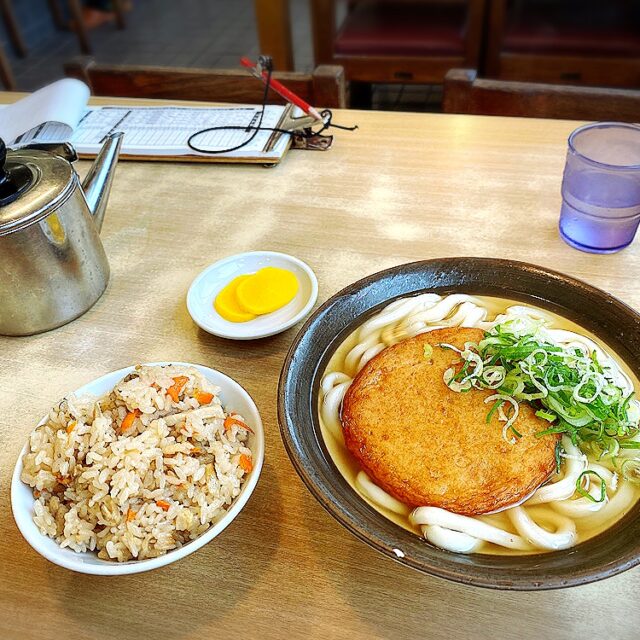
254 0 293 71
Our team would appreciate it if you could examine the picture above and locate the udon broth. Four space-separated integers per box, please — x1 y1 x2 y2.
319 294 640 555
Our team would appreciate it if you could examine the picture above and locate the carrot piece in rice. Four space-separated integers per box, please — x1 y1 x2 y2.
239 454 253 473
224 415 254 434
156 500 171 511
126 508 136 522
195 391 214 405
66 420 77 434
120 409 141 433
166 376 189 402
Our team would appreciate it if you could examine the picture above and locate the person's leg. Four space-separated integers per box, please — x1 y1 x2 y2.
84 0 112 10
81 0 116 30
73 0 131 31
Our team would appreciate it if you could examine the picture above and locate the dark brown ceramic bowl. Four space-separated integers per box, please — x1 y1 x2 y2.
277 257 640 590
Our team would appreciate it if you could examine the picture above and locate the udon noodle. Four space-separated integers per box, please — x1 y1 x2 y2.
319 294 640 554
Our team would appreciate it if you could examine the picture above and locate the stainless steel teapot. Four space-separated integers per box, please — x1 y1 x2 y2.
0 133 123 336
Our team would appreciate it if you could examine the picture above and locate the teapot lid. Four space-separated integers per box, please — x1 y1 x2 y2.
0 139 76 237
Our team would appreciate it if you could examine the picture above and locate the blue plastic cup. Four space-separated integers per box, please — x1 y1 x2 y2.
559 122 640 254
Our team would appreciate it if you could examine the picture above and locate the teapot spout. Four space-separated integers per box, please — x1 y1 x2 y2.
82 132 124 233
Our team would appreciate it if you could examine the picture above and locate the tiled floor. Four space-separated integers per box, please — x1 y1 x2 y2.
3 0 267 90
0 0 441 112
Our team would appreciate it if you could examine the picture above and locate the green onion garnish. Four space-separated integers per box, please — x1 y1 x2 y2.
441 317 640 465
486 399 504 424
575 470 606 503
620 459 640 484
554 440 563 474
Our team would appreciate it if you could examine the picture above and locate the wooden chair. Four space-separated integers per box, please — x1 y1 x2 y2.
1 0 27 57
0 40 15 90
311 0 486 90
253 0 293 71
64 57 347 109
0 0 22 90
485 0 640 88
443 68 640 122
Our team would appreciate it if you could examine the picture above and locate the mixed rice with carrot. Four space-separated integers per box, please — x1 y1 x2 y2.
21 364 254 562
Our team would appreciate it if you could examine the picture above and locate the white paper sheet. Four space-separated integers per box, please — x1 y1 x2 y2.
0 78 89 144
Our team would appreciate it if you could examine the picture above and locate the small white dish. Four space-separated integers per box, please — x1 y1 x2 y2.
186 251 318 340
11 362 264 576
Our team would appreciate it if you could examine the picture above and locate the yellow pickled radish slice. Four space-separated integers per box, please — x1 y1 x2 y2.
236 267 299 315
214 275 257 323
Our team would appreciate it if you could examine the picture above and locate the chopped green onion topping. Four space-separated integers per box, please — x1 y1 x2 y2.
486 399 504 424
620 459 640 484
423 344 433 360
575 470 606 503
554 440 563 474
441 317 640 465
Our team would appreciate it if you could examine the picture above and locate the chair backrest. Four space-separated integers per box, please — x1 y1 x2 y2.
443 68 640 122
64 57 347 109
311 0 486 85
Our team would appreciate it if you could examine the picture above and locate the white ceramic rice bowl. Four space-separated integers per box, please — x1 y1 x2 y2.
11 362 264 575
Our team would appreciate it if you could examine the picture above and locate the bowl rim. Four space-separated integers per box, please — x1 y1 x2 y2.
11 361 265 576
277 257 640 590
186 250 319 340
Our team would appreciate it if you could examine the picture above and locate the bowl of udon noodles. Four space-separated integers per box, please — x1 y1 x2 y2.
278 257 640 590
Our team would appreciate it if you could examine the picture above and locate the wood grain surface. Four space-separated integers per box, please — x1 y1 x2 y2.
1 94 639 640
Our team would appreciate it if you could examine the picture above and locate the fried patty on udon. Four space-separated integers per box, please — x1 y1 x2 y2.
341 327 559 515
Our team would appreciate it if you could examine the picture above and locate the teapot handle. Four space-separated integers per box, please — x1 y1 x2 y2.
0 138 8 185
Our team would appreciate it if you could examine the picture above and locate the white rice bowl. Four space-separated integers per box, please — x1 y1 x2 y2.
11 362 264 575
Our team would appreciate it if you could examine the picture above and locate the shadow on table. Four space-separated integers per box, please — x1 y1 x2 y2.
36 460 282 640
299 494 640 639
298 495 543 639
193 323 296 356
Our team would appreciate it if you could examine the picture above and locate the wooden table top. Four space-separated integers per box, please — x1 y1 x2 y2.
1 95 639 640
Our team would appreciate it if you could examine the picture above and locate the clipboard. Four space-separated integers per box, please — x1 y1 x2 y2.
13 104 295 165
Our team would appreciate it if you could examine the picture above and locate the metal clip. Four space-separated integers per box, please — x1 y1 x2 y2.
292 129 333 151
278 109 320 133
